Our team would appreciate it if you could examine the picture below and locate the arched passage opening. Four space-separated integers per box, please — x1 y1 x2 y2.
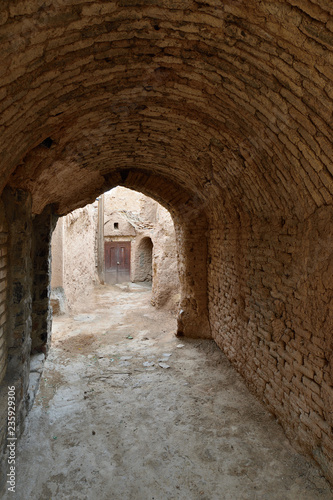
45 171 211 337
50 185 180 312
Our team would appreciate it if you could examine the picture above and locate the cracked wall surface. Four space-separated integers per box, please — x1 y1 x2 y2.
51 203 99 311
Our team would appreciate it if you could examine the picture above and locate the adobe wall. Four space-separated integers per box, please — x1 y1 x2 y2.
134 237 153 282
208 207 333 483
104 187 148 214
51 188 179 311
0 188 56 493
51 217 64 289
51 203 98 311
104 187 180 310
0 200 8 385
150 204 180 310
63 204 98 309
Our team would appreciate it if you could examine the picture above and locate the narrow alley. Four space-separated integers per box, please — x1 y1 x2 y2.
6 284 332 500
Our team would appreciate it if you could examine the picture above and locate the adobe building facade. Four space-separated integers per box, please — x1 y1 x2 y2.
50 186 180 312
0 0 333 489
102 187 180 309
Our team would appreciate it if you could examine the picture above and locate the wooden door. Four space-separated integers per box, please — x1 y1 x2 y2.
104 241 131 284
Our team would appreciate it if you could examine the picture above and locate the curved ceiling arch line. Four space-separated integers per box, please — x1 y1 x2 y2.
101 168 206 221
1 1 332 220
8 109 298 219
31 165 212 342
5 82 308 218
12 125 215 216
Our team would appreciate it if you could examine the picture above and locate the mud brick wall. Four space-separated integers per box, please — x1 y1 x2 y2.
51 204 99 310
0 200 8 384
31 206 58 352
3 188 33 409
0 188 33 493
0 201 8 495
134 237 153 282
150 203 180 310
208 206 333 483
104 187 180 310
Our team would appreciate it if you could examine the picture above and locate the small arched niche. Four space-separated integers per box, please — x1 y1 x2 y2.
134 236 153 283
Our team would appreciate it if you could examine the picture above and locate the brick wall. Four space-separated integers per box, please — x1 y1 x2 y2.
0 188 33 494
0 201 8 384
0 189 57 495
208 206 333 483
31 206 58 352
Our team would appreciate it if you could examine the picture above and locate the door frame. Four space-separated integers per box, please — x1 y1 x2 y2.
104 240 131 284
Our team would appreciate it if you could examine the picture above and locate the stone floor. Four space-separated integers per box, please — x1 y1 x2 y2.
5 284 333 500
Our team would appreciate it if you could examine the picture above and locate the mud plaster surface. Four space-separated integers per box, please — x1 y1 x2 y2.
7 284 333 500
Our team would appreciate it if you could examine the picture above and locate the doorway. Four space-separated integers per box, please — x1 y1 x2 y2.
105 241 131 284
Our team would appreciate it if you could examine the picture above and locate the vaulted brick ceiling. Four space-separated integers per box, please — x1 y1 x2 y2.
1 0 332 217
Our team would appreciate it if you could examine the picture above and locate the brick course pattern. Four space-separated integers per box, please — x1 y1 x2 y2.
0 201 8 385
0 188 33 492
208 207 333 482
0 0 331 486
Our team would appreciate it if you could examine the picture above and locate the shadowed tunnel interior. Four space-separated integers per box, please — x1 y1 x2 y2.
0 0 333 489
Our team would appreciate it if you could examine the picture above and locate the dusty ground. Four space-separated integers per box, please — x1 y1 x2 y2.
6 284 333 500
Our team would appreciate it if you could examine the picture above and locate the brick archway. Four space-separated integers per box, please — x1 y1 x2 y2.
0 0 333 487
